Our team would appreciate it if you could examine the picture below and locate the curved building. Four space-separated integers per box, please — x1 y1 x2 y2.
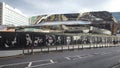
29 11 118 35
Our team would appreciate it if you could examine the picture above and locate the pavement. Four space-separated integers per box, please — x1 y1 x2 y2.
0 46 120 68
0 43 118 57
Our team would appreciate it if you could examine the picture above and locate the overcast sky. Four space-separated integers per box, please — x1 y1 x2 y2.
0 0 119 16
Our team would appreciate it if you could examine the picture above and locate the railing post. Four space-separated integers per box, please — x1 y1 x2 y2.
28 46 30 54
31 46 34 54
41 47 42 52
68 45 69 50
48 46 49 52
73 45 74 50
82 44 83 49
78 44 80 50
56 46 57 51
22 48 25 55
61 45 63 51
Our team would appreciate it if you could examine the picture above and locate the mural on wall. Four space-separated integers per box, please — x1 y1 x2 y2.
66 36 71 45
1 32 19 49
26 34 32 47
0 32 119 50
33 36 43 47
56 36 62 45
45 35 56 46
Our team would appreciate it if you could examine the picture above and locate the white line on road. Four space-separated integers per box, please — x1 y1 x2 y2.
50 60 54 63
25 60 55 68
65 57 71 60
93 53 100 55
88 55 94 57
0 59 51 68
65 55 83 60
28 62 32 67
28 62 55 68
77 55 82 58
0 61 29 67
101 52 108 55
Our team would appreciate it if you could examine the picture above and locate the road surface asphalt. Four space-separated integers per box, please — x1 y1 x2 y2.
1 46 120 68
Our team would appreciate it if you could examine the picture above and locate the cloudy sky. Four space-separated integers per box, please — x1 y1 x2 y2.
0 0 119 16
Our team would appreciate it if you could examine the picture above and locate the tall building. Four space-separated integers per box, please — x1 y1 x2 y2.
0 2 29 26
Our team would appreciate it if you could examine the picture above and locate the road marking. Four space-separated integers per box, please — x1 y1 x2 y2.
72 56 81 60
65 55 83 60
50 60 54 63
28 60 56 68
0 61 29 67
25 62 32 68
101 52 108 55
80 54 93 58
77 55 82 58
107 52 112 54
28 62 54 68
82 54 94 58
25 59 55 68
93 53 99 55
65 57 71 60
28 62 32 67
0 59 51 68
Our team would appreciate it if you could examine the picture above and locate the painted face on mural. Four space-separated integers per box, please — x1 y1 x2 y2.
46 35 55 46
34 37 43 46
66 36 71 45
26 34 32 46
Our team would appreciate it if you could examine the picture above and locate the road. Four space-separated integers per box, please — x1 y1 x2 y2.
0 46 120 68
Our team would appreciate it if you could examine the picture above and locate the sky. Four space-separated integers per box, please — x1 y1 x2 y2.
0 0 120 16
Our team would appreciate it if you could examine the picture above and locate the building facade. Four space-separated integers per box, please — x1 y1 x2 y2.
29 11 118 35
112 12 120 22
0 2 29 26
